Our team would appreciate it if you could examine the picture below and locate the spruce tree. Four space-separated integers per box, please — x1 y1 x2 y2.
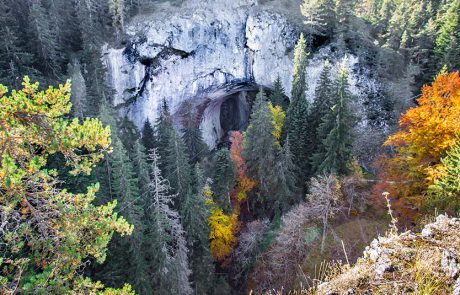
100 136 148 293
269 75 288 110
284 33 311 180
142 119 156 153
180 101 208 164
271 138 301 215
309 60 334 162
301 0 336 42
244 89 277 199
155 99 174 172
434 0 460 71
132 139 151 197
312 62 355 175
67 58 87 120
180 171 216 294
164 129 192 209
145 149 192 295
212 149 235 213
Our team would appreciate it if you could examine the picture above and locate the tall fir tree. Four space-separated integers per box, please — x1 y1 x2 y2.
67 58 87 120
284 33 312 181
244 89 277 203
155 99 174 172
301 0 336 43
434 0 460 72
132 139 151 197
212 149 236 213
164 129 192 209
145 149 192 295
308 59 334 163
269 75 288 110
142 119 157 153
180 101 209 164
180 169 216 294
311 62 355 175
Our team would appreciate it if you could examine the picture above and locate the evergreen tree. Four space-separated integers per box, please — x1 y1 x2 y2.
132 139 151 197
269 75 288 110
301 0 336 43
142 119 157 153
180 171 216 294
309 60 334 162
212 149 235 213
312 62 355 175
67 58 87 120
271 138 301 215
384 0 410 50
244 89 277 200
180 101 208 164
145 149 192 295
27 0 61 79
108 0 125 40
0 0 38 88
155 99 174 172
164 129 192 209
434 0 460 71
103 137 148 293
284 33 311 180
75 0 104 50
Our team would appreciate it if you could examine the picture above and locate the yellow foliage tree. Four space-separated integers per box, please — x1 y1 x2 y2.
268 102 285 149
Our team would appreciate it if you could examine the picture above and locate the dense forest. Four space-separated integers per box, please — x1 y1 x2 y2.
1 0 460 294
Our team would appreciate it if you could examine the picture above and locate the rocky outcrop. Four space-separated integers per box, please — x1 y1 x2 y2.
103 0 380 148
317 215 460 294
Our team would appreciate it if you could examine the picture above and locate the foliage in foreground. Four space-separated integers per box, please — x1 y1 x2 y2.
0 77 133 293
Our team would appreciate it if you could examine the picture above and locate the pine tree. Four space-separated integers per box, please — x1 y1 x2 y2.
180 172 216 294
244 89 277 200
312 62 355 175
434 0 460 71
142 119 156 153
269 75 288 110
67 58 87 120
145 149 192 295
284 33 311 180
309 60 334 162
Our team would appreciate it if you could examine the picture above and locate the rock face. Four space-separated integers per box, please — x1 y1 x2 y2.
103 0 299 147
103 0 379 148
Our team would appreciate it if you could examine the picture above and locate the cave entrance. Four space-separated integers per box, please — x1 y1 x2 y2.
199 82 264 149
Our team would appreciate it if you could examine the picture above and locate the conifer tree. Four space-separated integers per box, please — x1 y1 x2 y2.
108 0 125 40
155 99 174 171
75 0 104 50
132 139 151 196
312 62 355 175
145 149 192 295
27 0 61 79
244 89 277 200
434 0 460 71
180 101 208 164
309 60 334 163
142 119 156 153
67 58 87 120
103 137 148 293
271 138 301 215
301 0 336 42
269 75 288 110
164 129 192 209
0 0 38 87
284 33 311 180
212 149 235 213
180 171 216 294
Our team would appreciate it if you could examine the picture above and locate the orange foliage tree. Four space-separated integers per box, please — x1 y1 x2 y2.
229 131 256 203
374 71 460 217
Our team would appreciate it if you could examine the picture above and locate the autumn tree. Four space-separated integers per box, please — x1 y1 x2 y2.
0 77 133 293
375 71 460 216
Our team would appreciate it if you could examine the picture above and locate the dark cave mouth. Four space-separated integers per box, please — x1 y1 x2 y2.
198 82 267 149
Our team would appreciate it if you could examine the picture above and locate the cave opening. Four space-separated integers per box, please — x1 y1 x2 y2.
198 82 272 149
